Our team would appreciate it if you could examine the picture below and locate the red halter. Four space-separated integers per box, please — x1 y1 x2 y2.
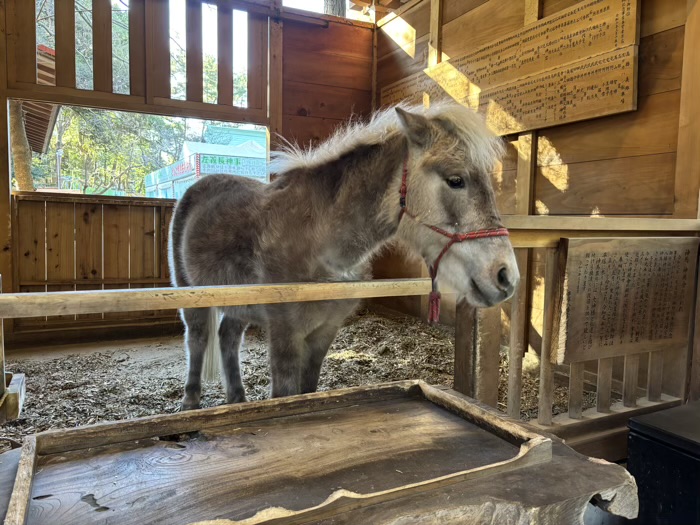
398 157 510 324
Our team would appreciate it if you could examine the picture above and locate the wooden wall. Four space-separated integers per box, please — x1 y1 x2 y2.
372 0 697 325
281 20 373 147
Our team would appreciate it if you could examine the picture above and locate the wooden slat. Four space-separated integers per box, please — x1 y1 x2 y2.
568 362 584 419
145 0 170 101
524 0 542 24
92 0 113 93
8 0 36 85
622 354 640 408
507 249 529 419
16 201 45 286
676 0 700 217
269 12 283 145
475 306 501 408
596 357 614 413
428 0 442 67
130 206 156 318
537 248 558 425
75 203 102 281
247 13 268 110
646 351 664 402
129 0 146 97
0 279 432 319
217 6 234 106
55 0 76 88
103 204 130 319
46 202 75 321
516 133 536 215
186 0 203 103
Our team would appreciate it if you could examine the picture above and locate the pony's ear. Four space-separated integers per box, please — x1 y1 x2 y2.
395 107 430 146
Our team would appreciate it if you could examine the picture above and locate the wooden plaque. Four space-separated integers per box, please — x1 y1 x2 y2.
552 238 699 364
381 0 640 135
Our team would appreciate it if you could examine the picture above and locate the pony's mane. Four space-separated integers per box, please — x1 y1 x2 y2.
269 101 504 175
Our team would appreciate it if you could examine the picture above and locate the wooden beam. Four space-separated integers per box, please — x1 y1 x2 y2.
92 0 113 93
247 13 268 111
55 0 76 88
0 279 432 319
675 0 700 218
217 6 234 106
474 306 501 408
428 0 442 67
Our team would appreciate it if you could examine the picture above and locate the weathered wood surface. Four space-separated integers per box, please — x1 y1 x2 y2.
1 383 637 525
3 382 561 525
553 237 699 364
380 0 639 135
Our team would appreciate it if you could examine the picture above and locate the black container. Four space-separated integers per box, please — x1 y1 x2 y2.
627 402 700 525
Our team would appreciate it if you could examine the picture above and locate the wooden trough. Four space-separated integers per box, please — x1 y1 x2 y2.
3 381 636 525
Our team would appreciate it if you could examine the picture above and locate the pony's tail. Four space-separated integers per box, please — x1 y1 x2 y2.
201 308 222 383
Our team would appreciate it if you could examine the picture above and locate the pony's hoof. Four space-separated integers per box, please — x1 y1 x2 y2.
226 389 247 404
180 397 201 411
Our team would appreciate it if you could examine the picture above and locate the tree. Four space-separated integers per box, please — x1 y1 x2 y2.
9 102 35 191
324 0 346 17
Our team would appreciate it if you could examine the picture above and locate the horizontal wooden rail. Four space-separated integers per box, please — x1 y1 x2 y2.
0 279 432 318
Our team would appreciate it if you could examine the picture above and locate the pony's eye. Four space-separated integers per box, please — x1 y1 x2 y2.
447 176 465 189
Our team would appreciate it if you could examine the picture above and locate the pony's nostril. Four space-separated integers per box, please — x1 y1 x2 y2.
497 267 510 289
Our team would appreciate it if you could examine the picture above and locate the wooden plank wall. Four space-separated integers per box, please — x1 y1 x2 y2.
11 194 178 343
281 20 373 147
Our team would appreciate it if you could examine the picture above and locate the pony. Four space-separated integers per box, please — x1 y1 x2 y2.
168 101 519 409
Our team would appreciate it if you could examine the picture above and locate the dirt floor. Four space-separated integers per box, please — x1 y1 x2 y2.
0 308 597 447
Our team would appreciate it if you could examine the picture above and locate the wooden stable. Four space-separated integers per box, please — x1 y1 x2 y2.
0 0 697 519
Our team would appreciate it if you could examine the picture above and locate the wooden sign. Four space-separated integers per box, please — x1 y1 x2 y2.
381 0 640 135
552 238 699 364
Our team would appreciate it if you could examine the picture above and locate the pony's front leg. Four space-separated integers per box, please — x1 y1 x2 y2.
181 307 211 410
268 323 306 398
301 323 341 394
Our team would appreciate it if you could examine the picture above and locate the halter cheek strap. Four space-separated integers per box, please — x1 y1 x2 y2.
398 157 510 324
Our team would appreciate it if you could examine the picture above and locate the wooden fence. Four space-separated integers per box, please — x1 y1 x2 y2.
11 192 177 336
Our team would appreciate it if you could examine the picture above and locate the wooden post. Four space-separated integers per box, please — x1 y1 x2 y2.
507 249 529 419
269 0 284 148
537 247 557 426
454 300 476 397
675 0 700 218
597 357 614 412
475 306 502 408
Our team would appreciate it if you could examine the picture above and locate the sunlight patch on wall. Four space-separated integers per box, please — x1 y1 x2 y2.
380 15 416 58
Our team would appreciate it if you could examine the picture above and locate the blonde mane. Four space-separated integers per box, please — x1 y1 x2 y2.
269 101 504 175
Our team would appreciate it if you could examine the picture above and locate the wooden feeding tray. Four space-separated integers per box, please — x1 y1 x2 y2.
3 381 637 524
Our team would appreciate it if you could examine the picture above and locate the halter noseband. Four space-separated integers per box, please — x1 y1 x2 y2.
398 157 509 324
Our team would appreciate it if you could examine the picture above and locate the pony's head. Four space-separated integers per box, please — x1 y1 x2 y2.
391 102 519 308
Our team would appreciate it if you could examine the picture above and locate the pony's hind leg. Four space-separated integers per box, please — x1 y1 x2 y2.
219 316 248 403
301 323 341 394
181 307 211 410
